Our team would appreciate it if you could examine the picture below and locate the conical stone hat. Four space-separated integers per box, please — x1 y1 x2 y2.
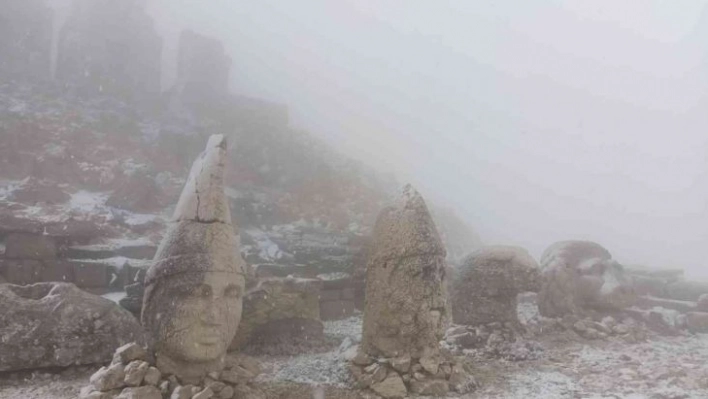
143 134 244 291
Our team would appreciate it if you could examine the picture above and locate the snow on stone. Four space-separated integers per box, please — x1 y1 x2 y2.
102 291 127 304
316 272 351 281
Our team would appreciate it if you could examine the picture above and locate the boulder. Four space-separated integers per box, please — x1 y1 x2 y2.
229 277 322 350
537 241 635 317
361 185 449 359
450 245 540 327
0 282 146 372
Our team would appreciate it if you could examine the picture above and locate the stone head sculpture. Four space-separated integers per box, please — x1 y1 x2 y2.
141 135 245 384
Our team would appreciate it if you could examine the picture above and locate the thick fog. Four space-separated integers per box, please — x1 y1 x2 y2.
146 1 708 277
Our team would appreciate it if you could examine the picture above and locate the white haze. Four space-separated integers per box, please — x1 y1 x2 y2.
145 0 708 278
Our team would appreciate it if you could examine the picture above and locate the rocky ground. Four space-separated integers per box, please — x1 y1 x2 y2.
3 299 708 399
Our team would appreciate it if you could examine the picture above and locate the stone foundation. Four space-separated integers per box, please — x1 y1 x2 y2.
80 343 264 399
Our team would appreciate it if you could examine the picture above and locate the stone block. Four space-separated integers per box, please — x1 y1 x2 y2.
4 233 57 260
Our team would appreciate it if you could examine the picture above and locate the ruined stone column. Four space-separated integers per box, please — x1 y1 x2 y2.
141 134 246 384
361 184 450 359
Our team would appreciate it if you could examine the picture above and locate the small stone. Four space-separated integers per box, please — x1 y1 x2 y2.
364 363 379 374
419 356 439 375
413 372 426 381
205 380 226 393
115 386 162 399
219 366 254 384
217 385 234 399
410 379 449 396
123 361 149 387
351 352 373 366
170 385 194 399
370 373 407 398
372 365 388 383
348 364 364 380
112 343 147 365
355 373 374 389
190 386 201 396
143 367 161 386
411 364 422 374
91 364 126 392
159 380 171 396
192 387 214 399
613 324 630 335
207 371 220 380
448 364 477 394
440 363 452 378
390 355 411 373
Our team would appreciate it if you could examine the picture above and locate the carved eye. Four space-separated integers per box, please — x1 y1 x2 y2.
196 285 212 298
224 284 241 299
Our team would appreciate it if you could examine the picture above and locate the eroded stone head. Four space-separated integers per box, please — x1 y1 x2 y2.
141 134 245 384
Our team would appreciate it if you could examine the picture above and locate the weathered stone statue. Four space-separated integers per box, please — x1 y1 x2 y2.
361 184 449 359
353 186 476 397
141 134 246 384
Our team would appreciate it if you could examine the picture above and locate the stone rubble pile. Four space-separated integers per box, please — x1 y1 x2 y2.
80 343 264 399
348 351 476 398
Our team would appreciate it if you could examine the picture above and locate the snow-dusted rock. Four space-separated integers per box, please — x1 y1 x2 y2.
0 282 145 372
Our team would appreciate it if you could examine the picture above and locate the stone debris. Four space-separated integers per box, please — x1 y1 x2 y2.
80 344 262 399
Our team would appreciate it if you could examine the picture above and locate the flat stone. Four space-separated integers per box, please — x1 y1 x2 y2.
192 387 214 399
113 343 148 365
170 385 193 399
370 373 407 398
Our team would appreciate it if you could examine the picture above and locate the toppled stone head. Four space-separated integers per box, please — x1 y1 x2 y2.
450 245 540 327
141 135 245 384
538 240 635 318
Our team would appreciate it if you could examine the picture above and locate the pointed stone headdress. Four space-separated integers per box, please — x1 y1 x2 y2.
143 134 244 298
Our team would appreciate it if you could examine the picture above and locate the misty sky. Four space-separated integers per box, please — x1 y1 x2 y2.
146 1 708 277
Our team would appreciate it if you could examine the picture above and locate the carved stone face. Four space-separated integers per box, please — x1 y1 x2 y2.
147 268 244 384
